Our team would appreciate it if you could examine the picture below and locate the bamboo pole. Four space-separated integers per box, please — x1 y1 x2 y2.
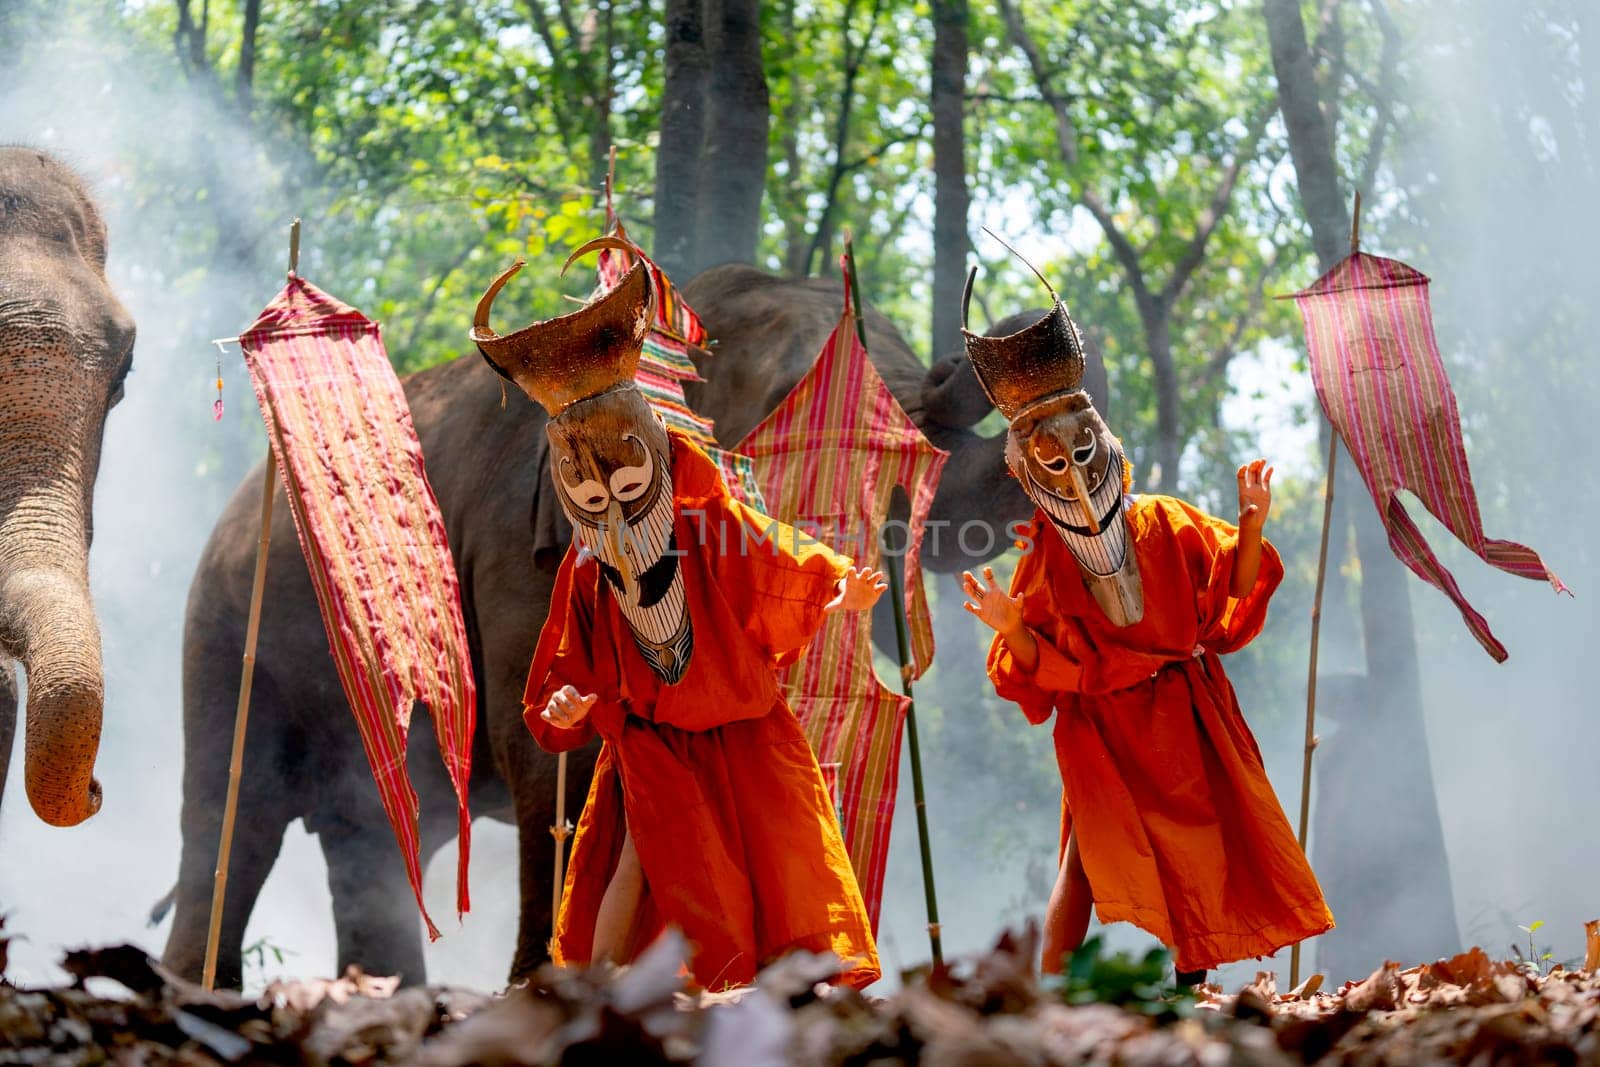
201 219 297 991
843 236 943 967
1289 429 1339 990
1289 194 1362 988
202 451 277 991
549 752 572 951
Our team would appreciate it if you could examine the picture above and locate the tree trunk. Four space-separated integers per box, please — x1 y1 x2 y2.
930 0 969 359
588 0 615 199
653 0 709 278
1264 0 1461 979
693 0 770 272
1145 303 1179 489
236 0 261 112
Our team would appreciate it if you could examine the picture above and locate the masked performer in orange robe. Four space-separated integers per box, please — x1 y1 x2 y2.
958 263 1332 984
471 239 883 990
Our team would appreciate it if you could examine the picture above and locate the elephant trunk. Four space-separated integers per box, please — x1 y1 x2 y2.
3 566 104 825
0 363 106 827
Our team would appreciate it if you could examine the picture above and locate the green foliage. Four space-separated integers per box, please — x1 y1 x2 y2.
242 935 296 987
12 0 1541 963
1045 935 1198 1019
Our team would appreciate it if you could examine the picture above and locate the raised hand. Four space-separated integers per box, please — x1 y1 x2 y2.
825 566 889 614
542 684 598 729
1237 458 1274 532
961 566 1023 637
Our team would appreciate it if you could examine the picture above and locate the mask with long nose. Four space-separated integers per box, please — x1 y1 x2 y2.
964 262 1144 627
547 390 690 681
472 236 695 682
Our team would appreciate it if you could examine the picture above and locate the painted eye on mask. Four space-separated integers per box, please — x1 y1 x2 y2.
560 457 611 513
608 433 655 503
1030 441 1070 476
1072 431 1097 467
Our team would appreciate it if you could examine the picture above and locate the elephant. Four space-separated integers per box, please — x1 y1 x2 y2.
161 261 1106 989
0 147 135 828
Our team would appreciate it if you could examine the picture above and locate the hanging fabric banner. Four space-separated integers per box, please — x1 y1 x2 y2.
595 187 766 508
1291 251 1569 661
738 270 947 923
238 276 475 937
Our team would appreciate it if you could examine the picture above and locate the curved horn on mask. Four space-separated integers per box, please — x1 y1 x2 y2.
563 235 659 326
981 226 1059 304
961 264 977 331
561 234 640 276
470 259 525 384
472 258 525 339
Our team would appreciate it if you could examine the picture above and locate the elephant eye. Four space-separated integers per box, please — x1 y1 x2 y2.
107 359 132 408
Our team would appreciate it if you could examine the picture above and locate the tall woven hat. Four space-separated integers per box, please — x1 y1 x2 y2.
960 236 1087 420
470 236 655 416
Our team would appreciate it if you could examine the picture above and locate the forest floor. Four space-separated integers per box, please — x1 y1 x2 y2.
4 918 1600 1065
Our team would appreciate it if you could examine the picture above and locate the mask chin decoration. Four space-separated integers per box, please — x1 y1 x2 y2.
472 236 695 683
963 248 1144 627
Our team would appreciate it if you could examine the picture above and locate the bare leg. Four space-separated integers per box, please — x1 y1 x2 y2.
1041 831 1092 974
591 830 644 966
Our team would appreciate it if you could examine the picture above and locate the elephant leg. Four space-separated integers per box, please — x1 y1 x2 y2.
162 793 294 990
0 662 16 815
162 668 299 990
318 813 427 985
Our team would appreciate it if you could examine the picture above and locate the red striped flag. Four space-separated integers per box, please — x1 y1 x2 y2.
1292 252 1569 661
595 195 766 506
239 276 475 937
738 273 947 923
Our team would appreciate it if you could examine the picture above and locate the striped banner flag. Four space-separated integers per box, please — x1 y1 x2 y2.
738 274 947 923
1292 251 1569 661
239 276 475 937
594 196 765 507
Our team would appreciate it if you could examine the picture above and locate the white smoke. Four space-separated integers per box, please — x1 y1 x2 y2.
0 7 515 991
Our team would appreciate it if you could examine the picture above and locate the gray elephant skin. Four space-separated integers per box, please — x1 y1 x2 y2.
0 147 135 829
162 263 1105 988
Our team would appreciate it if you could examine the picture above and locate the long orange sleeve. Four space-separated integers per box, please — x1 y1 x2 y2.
522 545 606 754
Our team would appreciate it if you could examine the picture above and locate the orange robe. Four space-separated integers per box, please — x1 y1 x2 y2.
988 496 1333 971
525 434 880 990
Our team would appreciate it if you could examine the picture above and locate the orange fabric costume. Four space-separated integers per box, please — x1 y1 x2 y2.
525 434 880 989
989 495 1333 971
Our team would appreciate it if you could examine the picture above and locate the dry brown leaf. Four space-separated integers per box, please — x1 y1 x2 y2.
1342 961 1404 1013
1287 972 1323 1000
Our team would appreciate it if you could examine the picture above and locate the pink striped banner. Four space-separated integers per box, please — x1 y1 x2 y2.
238 276 475 937
738 276 947 924
1292 252 1569 661
595 195 765 507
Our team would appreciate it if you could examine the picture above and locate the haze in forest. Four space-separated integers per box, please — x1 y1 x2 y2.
0 0 1595 994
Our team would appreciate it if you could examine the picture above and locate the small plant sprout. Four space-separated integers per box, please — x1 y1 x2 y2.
1514 920 1557 976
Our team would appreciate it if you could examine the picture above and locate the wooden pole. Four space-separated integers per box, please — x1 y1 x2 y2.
202 217 297 991
843 236 943 967
1289 193 1358 989
549 752 572 950
202 451 277 991
1290 432 1338 989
